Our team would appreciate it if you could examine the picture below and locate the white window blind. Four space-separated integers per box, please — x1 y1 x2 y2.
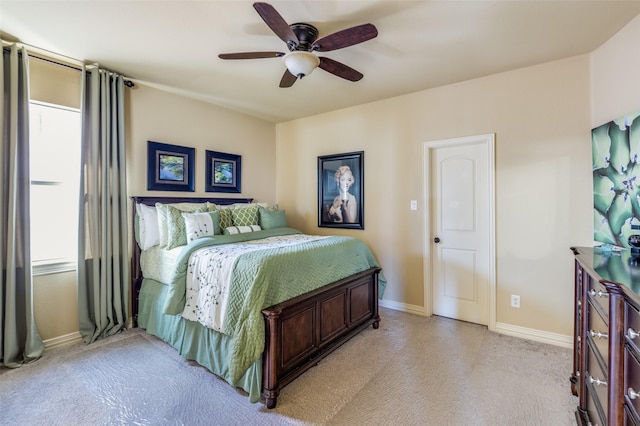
29 101 81 275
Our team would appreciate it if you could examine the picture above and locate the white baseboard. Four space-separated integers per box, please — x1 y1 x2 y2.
379 299 427 316
44 331 82 350
43 318 135 351
494 322 573 348
379 300 573 349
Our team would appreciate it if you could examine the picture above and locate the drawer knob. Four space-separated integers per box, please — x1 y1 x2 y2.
589 375 607 387
589 330 608 340
628 328 640 340
589 289 609 298
629 387 640 399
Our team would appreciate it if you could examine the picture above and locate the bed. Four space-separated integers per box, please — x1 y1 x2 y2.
130 196 384 408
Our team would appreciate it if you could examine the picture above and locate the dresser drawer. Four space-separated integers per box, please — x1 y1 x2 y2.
589 299 610 366
626 346 640 422
626 404 638 426
627 303 640 356
586 387 606 426
588 278 610 322
587 341 609 425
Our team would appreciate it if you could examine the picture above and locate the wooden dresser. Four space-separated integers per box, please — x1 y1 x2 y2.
572 247 640 425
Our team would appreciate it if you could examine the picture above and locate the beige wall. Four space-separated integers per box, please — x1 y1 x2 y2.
126 84 276 203
276 55 594 336
591 14 640 127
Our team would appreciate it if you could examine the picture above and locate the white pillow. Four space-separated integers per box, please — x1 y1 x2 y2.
136 203 159 250
183 211 220 243
223 225 262 235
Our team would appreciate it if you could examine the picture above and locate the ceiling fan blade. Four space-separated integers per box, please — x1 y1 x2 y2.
318 57 363 82
279 69 297 88
253 2 299 47
219 51 284 60
312 23 377 52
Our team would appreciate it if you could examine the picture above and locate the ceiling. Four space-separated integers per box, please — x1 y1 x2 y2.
2 1 640 123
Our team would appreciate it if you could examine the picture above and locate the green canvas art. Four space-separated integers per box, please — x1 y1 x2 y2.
593 110 640 248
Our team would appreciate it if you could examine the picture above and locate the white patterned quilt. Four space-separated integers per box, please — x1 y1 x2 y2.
181 234 327 332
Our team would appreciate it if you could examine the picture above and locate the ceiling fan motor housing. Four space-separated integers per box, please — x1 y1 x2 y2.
289 23 319 51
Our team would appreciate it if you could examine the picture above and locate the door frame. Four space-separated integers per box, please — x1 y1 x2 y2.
422 133 496 331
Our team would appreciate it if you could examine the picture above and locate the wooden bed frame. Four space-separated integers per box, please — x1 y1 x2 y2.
130 196 381 408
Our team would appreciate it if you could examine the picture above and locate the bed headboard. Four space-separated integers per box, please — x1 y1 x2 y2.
130 196 253 325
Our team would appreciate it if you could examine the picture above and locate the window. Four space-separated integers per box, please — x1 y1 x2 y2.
29 101 81 275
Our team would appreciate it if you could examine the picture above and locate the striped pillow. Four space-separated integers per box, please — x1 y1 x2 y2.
223 225 262 235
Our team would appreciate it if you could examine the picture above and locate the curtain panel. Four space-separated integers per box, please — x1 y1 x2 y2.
77 66 129 344
0 44 45 367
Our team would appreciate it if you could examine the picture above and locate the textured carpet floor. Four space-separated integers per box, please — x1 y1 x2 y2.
0 308 577 425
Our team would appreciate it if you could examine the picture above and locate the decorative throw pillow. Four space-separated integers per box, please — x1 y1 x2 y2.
218 206 233 232
259 208 287 230
182 211 220 243
166 205 205 250
231 205 259 227
262 203 279 211
135 203 159 250
223 225 262 235
156 202 205 247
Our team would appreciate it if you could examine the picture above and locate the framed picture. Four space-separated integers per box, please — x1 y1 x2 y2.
318 151 364 229
205 150 241 193
147 141 195 191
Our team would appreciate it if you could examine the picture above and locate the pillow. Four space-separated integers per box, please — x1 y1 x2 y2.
165 204 205 250
218 206 234 232
223 225 262 235
259 208 287 230
231 204 259 227
156 202 206 247
135 203 160 250
183 211 220 243
261 203 279 212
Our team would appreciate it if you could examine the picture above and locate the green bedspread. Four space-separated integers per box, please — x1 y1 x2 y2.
159 227 386 384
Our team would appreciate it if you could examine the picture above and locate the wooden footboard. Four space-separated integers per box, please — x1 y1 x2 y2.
261 266 381 409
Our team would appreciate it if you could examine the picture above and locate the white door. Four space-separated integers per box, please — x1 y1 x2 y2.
425 134 495 326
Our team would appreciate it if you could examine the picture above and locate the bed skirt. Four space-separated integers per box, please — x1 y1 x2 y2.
137 278 263 402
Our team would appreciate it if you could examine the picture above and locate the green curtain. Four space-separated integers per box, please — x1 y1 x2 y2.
0 44 44 367
77 66 129 344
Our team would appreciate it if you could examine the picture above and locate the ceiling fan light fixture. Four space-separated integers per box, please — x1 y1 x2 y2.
283 51 319 79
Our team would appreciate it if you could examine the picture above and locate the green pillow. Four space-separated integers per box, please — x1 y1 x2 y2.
166 205 204 250
231 205 259 227
156 202 205 247
218 208 233 232
259 208 287 229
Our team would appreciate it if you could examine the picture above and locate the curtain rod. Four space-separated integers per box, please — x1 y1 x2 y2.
1 40 134 87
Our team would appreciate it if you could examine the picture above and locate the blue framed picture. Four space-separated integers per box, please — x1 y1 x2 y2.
206 150 241 193
147 141 195 191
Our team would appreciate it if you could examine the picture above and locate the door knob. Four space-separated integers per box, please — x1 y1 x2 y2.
434 237 441 243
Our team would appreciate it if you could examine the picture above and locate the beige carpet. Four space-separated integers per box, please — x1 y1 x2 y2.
0 308 577 425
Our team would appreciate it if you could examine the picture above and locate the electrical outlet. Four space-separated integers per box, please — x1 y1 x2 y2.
511 295 521 308
410 200 417 211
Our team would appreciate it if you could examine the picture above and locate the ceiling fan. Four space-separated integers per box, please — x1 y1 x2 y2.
218 2 378 88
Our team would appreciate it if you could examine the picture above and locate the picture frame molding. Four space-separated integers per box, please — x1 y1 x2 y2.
147 140 195 192
205 150 242 193
318 151 364 229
